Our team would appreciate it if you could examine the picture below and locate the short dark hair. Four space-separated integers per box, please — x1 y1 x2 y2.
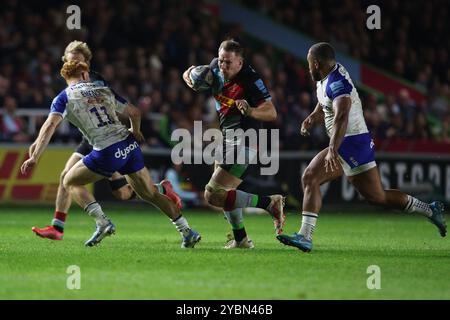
309 42 335 63
219 39 244 58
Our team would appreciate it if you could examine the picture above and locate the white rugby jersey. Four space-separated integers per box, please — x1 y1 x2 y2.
50 81 130 150
316 63 368 137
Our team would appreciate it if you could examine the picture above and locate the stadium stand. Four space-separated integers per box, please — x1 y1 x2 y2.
1 0 449 153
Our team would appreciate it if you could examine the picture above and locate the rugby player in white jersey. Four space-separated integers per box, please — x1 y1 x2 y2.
277 42 446 252
30 41 181 241
22 60 201 248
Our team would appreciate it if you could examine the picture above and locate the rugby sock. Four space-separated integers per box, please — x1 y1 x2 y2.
52 211 67 233
84 202 109 226
404 195 433 217
224 190 271 211
224 209 247 242
155 183 166 195
233 228 247 243
172 215 191 237
299 212 318 241
256 195 272 210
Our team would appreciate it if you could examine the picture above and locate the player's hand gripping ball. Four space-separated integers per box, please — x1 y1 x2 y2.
188 65 213 91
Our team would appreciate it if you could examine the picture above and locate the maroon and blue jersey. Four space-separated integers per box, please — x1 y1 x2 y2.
209 58 271 134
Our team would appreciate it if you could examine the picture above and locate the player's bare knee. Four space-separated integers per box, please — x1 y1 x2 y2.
60 169 69 184
62 180 75 195
302 168 317 188
58 171 70 194
205 181 228 207
204 189 214 205
204 188 222 207
62 175 72 190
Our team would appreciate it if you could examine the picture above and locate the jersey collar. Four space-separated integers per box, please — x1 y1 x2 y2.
319 63 338 83
69 80 89 87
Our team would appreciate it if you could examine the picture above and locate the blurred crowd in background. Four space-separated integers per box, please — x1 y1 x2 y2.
1 0 450 150
242 0 450 144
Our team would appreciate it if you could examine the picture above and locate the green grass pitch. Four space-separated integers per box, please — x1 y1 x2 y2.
0 206 449 299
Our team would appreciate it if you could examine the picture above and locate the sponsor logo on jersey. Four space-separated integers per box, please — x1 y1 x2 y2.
214 94 235 108
114 141 139 159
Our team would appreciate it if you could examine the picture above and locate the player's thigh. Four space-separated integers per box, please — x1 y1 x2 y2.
347 167 384 200
303 148 343 186
62 153 83 174
210 162 242 190
64 160 104 186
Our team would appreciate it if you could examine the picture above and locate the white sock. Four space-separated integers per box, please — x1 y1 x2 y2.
299 211 318 241
84 202 109 226
172 215 191 237
404 195 432 217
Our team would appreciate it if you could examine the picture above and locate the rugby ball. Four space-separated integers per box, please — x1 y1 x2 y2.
189 65 213 91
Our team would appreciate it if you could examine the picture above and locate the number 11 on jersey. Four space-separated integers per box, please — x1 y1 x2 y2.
89 106 115 127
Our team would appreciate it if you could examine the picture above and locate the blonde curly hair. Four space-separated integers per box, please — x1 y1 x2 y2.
60 60 90 80
61 40 92 63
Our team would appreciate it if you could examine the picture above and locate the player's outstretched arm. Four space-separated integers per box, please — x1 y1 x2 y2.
300 102 324 136
28 141 37 158
182 66 196 90
21 114 62 174
121 104 144 143
235 100 277 122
